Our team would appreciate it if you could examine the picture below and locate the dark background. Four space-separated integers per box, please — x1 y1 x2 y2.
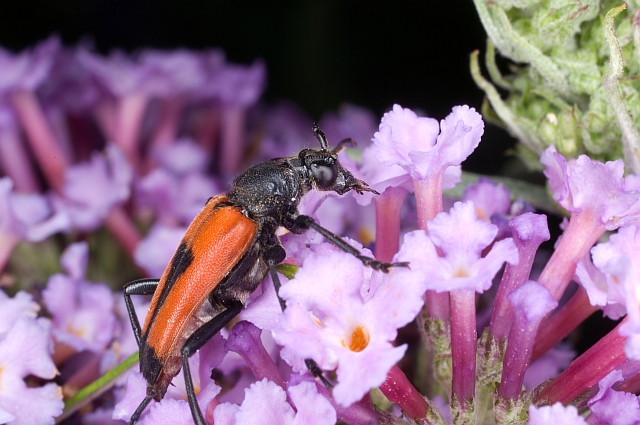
0 0 515 175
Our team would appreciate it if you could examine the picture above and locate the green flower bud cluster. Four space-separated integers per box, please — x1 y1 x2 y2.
471 0 640 173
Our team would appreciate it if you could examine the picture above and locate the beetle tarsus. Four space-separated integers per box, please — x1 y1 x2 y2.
305 358 333 389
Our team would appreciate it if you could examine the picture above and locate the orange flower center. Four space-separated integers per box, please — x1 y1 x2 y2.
347 326 369 352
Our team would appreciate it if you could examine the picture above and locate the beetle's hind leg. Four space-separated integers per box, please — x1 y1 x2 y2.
265 245 334 389
180 302 244 425
123 278 160 347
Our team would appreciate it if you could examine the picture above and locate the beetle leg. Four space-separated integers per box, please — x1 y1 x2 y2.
264 244 334 389
123 278 160 347
129 396 152 425
181 302 244 425
264 245 287 311
290 215 409 272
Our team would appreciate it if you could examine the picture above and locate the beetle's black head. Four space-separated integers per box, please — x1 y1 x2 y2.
298 124 379 196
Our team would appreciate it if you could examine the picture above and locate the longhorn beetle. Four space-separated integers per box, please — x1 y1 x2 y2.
123 124 407 424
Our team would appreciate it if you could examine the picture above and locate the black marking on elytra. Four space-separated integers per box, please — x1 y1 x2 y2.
142 241 194 339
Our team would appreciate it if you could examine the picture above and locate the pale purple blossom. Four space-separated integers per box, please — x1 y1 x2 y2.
574 226 635 321
408 201 518 293
0 177 70 244
462 177 511 221
524 344 575 390
0 291 62 425
138 49 207 98
134 224 187 276
318 103 378 148
527 403 586 425
541 145 640 230
372 104 483 188
54 143 132 231
37 44 104 113
537 145 640 302
587 370 640 424
273 239 427 406
0 36 60 96
213 379 336 425
42 242 116 352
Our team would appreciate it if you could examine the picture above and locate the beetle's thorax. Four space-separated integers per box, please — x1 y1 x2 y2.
226 157 307 221
226 148 375 223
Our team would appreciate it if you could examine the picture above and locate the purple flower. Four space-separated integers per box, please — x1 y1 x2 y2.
498 281 557 400
272 239 427 406
408 201 518 293
318 103 378 148
537 145 640 301
574 226 638 321
42 242 116 352
138 49 207 98
541 145 640 229
134 224 187 276
215 60 266 107
0 36 60 96
527 403 586 425
588 370 640 424
0 177 70 244
78 48 151 97
584 225 640 359
523 344 575 390
462 177 511 221
372 104 483 187
54 143 132 231
213 379 336 425
37 43 103 113
137 138 220 225
114 333 226 424
0 291 62 424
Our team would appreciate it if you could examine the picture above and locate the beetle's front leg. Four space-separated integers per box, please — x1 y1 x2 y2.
288 214 408 272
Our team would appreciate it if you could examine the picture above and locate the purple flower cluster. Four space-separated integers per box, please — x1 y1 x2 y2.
2 38 640 425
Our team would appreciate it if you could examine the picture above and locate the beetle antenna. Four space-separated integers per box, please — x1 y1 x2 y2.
332 138 356 154
312 123 329 151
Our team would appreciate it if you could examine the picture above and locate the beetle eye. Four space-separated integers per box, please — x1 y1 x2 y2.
311 163 337 189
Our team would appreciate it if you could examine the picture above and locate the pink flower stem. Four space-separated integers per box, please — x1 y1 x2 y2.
499 295 550 400
450 289 477 403
93 99 117 142
104 207 141 260
373 187 406 262
537 211 605 301
489 214 549 341
193 103 220 153
532 286 598 361
46 106 74 164
116 92 148 172
534 318 628 405
225 321 286 390
379 365 429 419
10 90 67 191
414 177 450 322
150 97 185 150
220 105 246 175
0 126 40 192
